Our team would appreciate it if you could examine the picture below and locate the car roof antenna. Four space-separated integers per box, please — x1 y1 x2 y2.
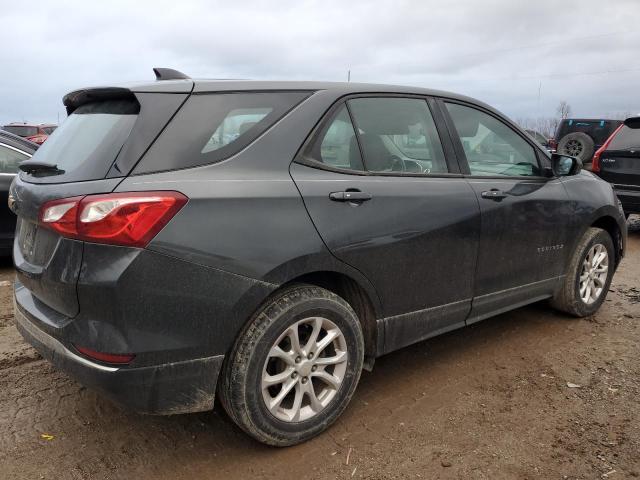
153 68 190 81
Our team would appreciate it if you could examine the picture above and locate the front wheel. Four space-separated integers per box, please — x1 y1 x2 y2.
218 285 364 446
551 227 615 317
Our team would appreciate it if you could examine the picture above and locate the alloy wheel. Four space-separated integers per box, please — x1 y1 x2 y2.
579 243 609 305
565 139 583 157
261 317 348 422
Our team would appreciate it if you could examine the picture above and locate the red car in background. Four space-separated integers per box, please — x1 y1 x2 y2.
2 122 57 144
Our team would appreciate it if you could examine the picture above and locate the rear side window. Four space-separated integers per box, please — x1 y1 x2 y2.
608 126 640 151
134 92 310 174
348 97 447 174
304 105 364 171
0 144 29 173
22 99 139 183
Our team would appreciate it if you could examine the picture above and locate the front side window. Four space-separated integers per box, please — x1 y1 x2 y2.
446 103 540 177
348 97 447 174
0 144 29 173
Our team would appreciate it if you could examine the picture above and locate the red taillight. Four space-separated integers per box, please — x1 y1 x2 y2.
592 124 624 173
74 345 135 364
39 191 188 247
26 135 46 144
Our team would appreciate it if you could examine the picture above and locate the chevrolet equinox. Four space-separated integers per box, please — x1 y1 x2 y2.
10 68 627 446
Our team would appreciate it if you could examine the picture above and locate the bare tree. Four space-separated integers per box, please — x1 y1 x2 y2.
515 116 559 139
609 111 633 120
556 101 572 120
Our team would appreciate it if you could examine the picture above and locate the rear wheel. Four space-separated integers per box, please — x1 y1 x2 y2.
551 228 615 317
219 284 364 446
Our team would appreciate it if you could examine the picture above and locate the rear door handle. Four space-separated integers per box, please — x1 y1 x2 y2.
481 189 507 201
329 191 373 202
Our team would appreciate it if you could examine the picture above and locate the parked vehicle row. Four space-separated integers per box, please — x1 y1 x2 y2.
592 117 640 217
0 130 38 255
552 118 623 165
2 122 57 145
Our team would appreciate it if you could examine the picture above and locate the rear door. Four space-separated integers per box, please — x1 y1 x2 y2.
291 95 481 354
441 100 572 323
598 124 640 212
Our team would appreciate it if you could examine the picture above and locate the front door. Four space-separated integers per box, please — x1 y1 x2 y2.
291 96 481 353
441 101 572 322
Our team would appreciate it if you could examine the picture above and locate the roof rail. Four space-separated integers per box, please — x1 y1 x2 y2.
153 68 190 81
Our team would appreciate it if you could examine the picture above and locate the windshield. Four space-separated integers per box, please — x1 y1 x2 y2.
3 125 38 137
23 99 139 182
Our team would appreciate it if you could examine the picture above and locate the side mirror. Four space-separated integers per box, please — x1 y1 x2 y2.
550 153 581 177
624 117 640 129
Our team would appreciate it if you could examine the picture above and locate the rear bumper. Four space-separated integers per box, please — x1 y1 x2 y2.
613 185 640 214
14 292 224 415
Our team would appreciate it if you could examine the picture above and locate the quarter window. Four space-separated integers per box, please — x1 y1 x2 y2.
348 97 447 174
446 103 540 177
202 107 273 154
0 145 28 173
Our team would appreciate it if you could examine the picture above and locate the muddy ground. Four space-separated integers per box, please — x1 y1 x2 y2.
0 222 639 480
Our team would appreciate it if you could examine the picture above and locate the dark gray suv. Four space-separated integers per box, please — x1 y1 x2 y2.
11 69 627 446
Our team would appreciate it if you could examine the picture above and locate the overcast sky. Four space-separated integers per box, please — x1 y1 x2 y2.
1 0 639 126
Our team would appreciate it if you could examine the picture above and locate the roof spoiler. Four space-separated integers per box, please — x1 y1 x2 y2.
153 67 190 81
63 87 136 115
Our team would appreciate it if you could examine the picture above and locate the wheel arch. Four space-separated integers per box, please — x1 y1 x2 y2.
281 271 380 370
591 215 624 267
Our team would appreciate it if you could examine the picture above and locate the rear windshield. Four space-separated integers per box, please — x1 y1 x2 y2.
608 126 640 151
3 125 38 137
22 99 139 183
133 91 310 174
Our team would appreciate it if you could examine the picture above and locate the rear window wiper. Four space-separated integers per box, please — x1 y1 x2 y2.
18 160 65 176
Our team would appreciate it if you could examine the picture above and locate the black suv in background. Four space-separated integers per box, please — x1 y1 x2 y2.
593 117 640 217
10 69 626 446
553 118 623 166
0 130 38 255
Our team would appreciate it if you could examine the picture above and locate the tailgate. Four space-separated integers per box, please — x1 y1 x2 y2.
10 86 190 319
11 177 122 318
598 151 640 186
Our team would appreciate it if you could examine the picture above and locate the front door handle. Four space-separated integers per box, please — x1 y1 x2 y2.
481 189 507 201
329 191 373 202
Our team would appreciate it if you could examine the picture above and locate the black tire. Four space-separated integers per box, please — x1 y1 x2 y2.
557 132 595 163
551 227 615 317
218 284 364 446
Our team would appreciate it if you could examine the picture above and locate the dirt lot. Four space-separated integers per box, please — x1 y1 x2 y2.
1 222 639 480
